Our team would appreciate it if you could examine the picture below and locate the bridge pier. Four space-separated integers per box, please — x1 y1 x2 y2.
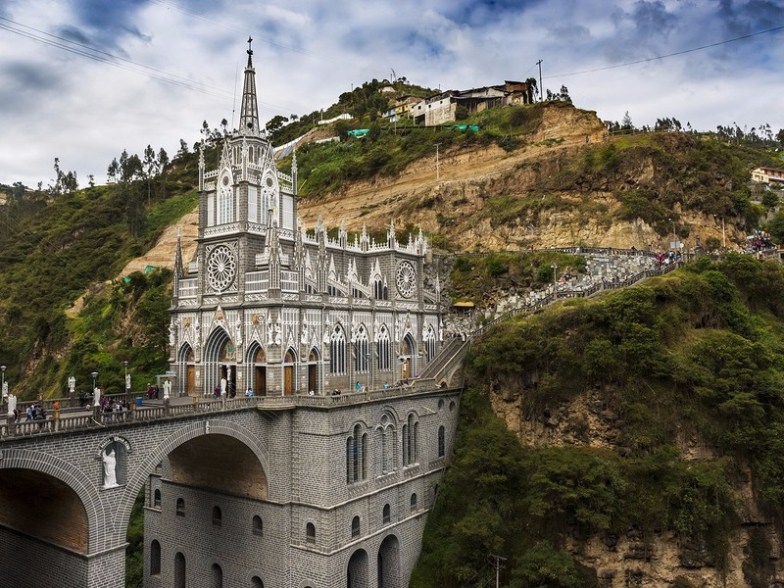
86 545 126 588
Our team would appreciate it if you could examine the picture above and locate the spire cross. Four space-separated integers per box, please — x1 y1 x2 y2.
247 36 253 57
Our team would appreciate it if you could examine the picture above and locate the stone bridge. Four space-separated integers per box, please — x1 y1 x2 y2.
0 380 461 588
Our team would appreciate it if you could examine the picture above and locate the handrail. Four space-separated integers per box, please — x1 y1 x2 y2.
0 384 452 440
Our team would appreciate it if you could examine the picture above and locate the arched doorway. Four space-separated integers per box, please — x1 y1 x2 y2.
178 344 196 396
204 328 236 397
399 335 415 381
307 347 320 394
283 348 297 395
247 343 267 396
378 535 400 588
347 548 368 588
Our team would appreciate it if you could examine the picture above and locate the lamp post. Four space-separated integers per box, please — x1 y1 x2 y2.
91 371 98 392
124 360 130 393
551 264 558 294
1 365 6 401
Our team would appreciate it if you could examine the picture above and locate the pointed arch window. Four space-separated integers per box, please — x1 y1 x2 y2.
355 325 369 373
330 326 346 375
373 278 388 300
382 503 391 524
377 326 391 371
306 522 316 544
218 186 234 224
425 325 437 361
351 516 361 538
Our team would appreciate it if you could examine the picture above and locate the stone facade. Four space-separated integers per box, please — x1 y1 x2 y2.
144 390 459 587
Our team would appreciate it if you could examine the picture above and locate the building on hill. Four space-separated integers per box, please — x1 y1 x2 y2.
410 80 532 126
751 166 784 186
148 39 457 588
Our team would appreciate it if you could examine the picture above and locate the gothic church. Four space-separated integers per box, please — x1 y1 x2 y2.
168 40 443 398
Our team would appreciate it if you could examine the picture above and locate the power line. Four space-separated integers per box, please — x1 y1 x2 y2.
547 23 784 79
0 15 300 116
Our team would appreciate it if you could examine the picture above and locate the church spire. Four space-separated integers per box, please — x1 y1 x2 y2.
239 36 260 135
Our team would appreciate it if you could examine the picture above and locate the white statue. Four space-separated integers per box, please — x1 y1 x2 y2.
7 393 16 417
220 377 227 397
102 448 118 488
163 380 171 399
68 376 76 394
1 381 7 400
94 387 101 407
235 322 243 346
193 319 201 350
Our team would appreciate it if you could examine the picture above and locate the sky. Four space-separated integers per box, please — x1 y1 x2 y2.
1 0 783 188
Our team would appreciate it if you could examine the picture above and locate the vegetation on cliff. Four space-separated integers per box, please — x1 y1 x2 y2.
412 254 784 587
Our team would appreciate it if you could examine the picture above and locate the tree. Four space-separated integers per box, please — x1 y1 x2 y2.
265 115 289 134
559 85 571 103
176 139 189 159
621 111 633 131
107 158 119 183
525 77 537 103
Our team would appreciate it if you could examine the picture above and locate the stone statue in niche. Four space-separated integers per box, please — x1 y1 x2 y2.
102 447 119 488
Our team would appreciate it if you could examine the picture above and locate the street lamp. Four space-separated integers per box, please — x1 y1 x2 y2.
1 365 6 400
91 371 98 392
124 360 130 392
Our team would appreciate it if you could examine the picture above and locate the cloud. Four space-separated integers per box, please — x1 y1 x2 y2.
0 0 782 188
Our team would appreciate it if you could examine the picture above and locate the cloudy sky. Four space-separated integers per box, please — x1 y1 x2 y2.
1 0 783 188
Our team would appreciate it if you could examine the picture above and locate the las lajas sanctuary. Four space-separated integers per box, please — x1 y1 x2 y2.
168 41 443 399
142 39 460 588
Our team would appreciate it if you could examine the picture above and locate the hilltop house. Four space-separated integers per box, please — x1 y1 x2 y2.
407 81 532 127
752 166 784 186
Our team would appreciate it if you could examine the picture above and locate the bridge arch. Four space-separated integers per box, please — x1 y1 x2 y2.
114 418 272 543
0 449 103 552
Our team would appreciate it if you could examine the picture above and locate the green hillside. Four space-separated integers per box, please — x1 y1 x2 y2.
412 255 784 588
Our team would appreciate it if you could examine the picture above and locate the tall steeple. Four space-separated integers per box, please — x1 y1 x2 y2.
239 36 260 134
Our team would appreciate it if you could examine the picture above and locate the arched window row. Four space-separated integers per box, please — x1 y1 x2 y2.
354 325 369 373
402 414 418 466
346 423 368 484
330 326 346 375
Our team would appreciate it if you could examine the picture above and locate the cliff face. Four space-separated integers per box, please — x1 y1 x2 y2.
298 105 740 253
488 384 784 588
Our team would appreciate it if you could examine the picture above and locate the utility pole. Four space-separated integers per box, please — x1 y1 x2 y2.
490 554 507 588
435 143 441 181
536 59 543 102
